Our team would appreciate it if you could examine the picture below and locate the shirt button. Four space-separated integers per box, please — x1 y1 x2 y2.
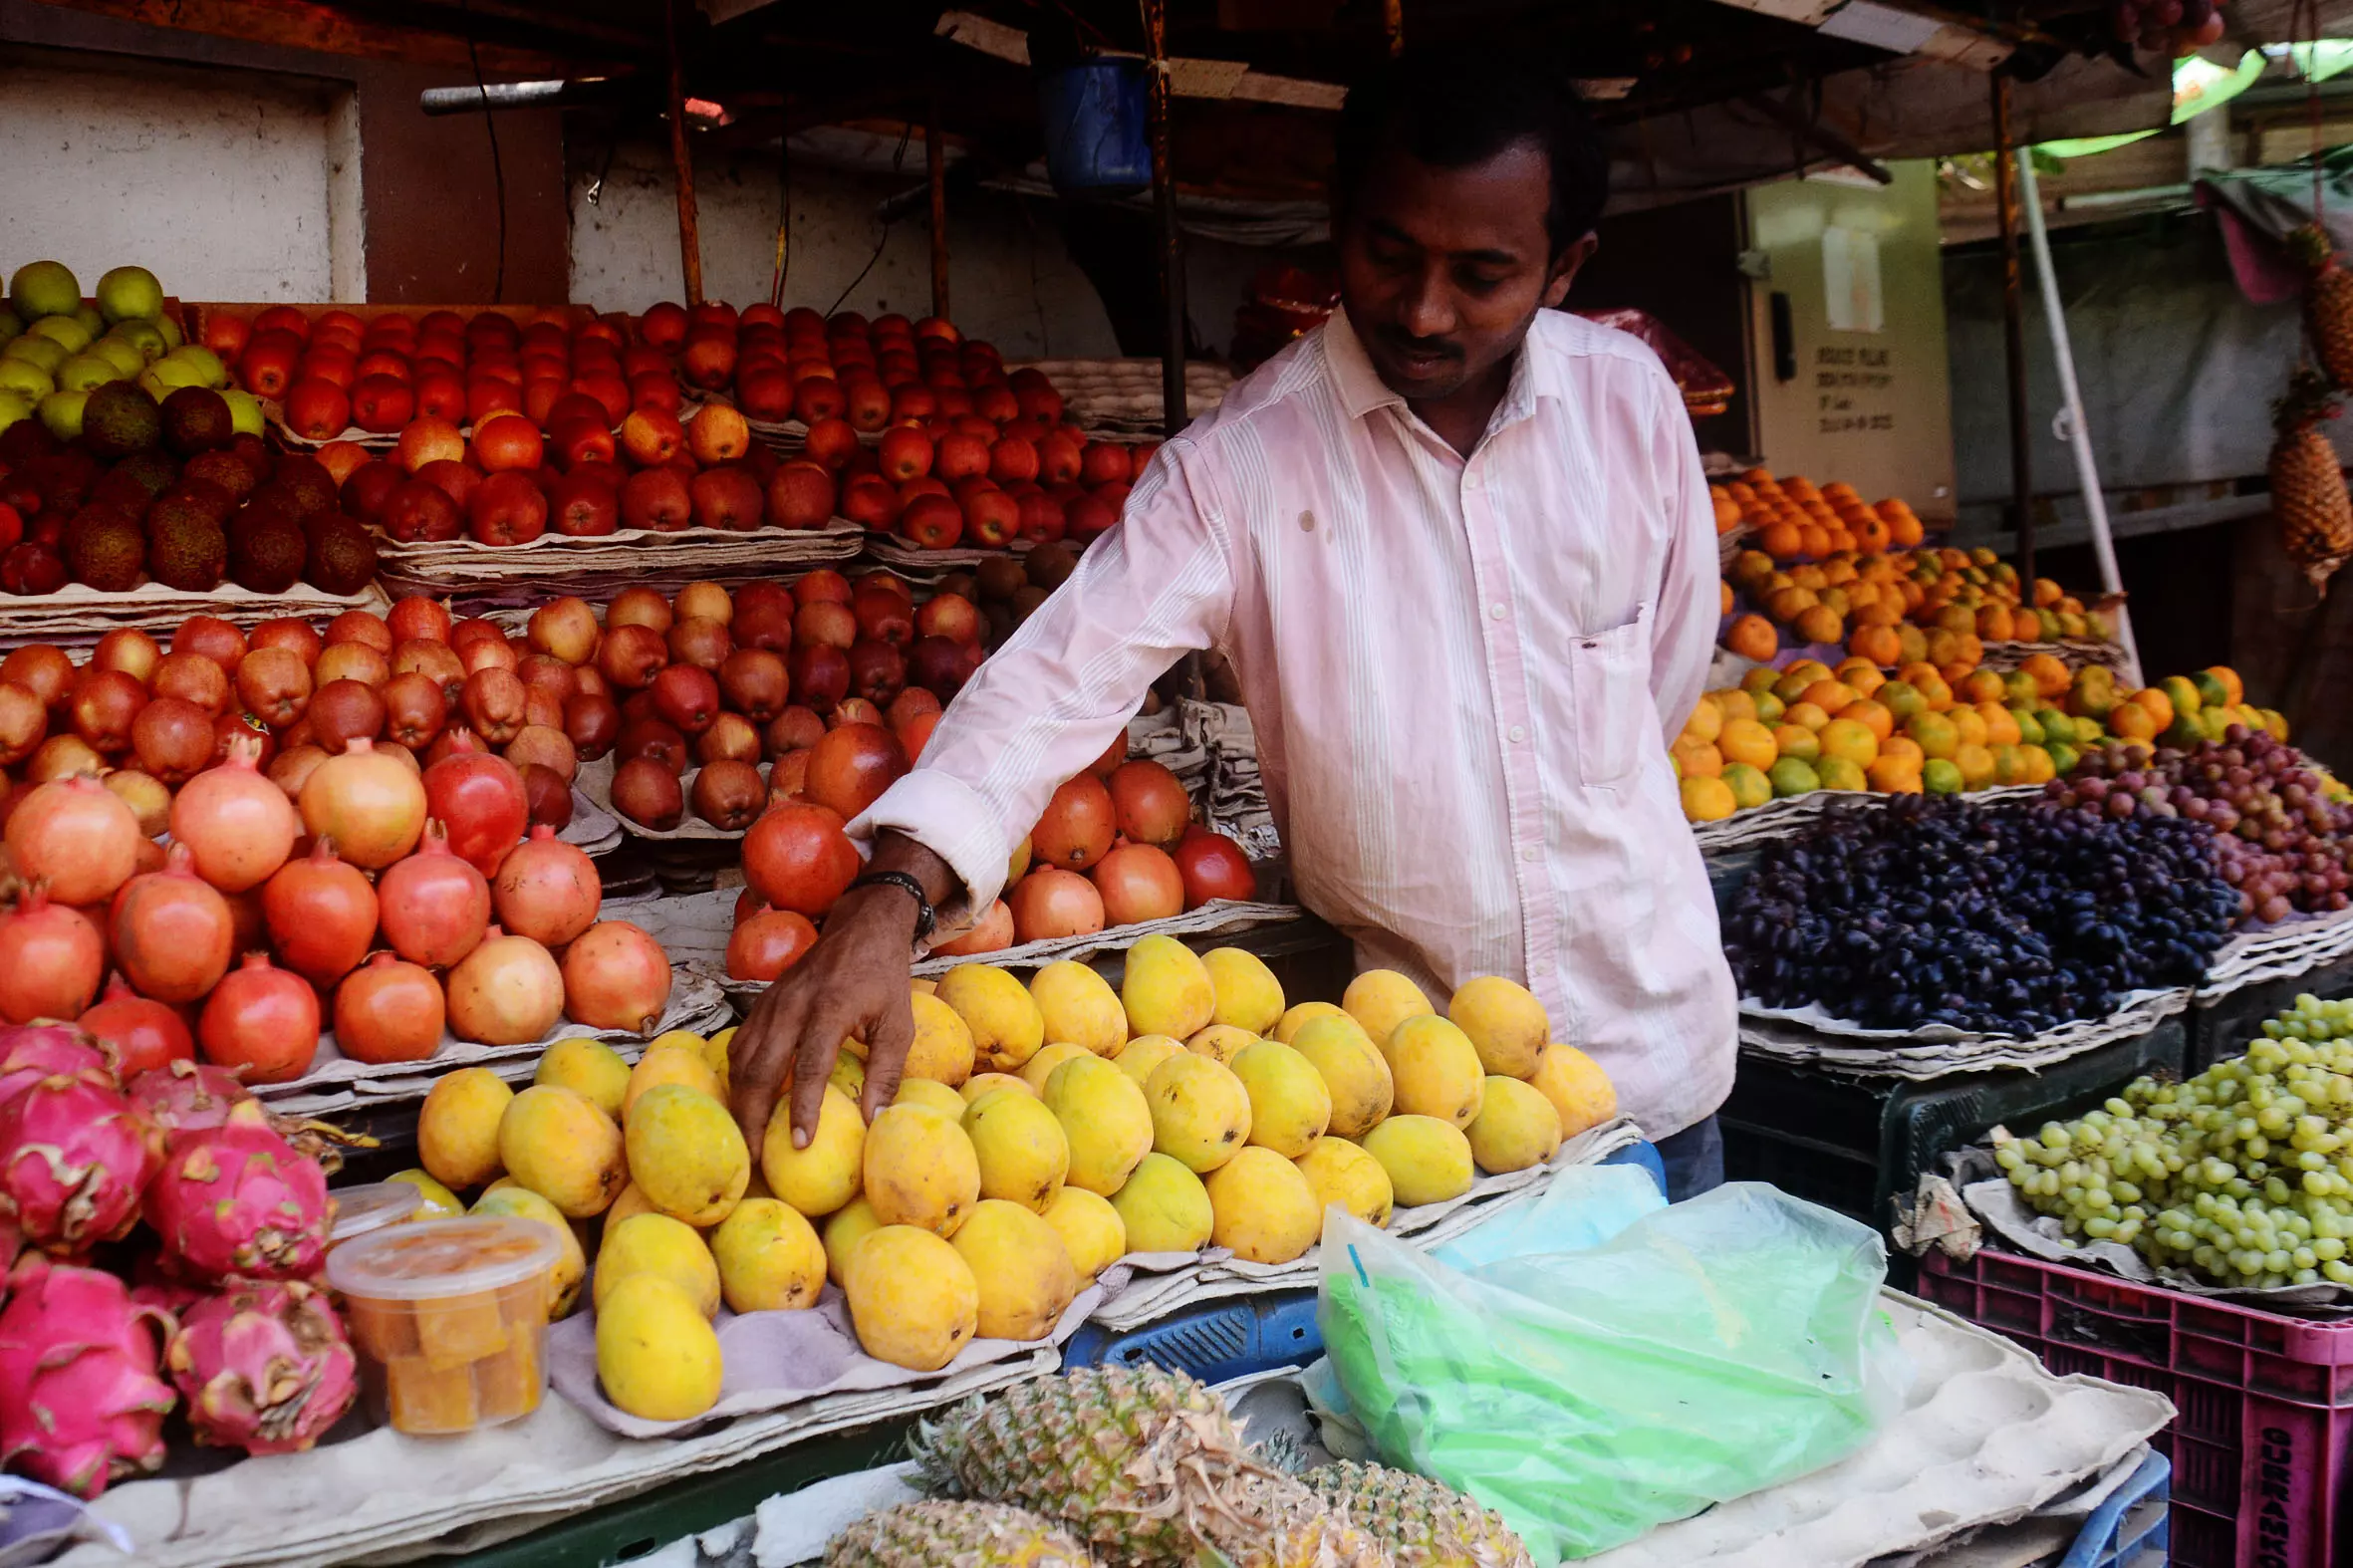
1530 959 1552 978
1489 603 1507 621
1508 725 1526 743
1465 473 1483 491
1521 846 1540 863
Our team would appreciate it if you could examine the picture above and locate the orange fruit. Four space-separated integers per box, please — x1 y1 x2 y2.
1724 614 1779 663
1788 564 1828 591
2021 653 2071 699
1846 624 1902 668
1840 698 1894 741
2107 701 2158 742
1937 659 1978 690
1719 580 1734 615
1682 698 1723 746
1959 669 2007 705
2019 744 2057 784
1797 524 1831 558
1793 604 1846 646
1904 710 1960 760
1854 515 1891 552
1866 756 1923 794
1916 674 1956 712
1880 734 1926 768
1782 700 1832 732
1711 493 1742 533
2131 686 2174 729
1975 604 2015 642
1759 521 1803 559
1670 737 1723 778
1816 757 1867 792
1712 688 1758 724
1680 775 1737 823
1976 702 2023 747
1800 679 1858 714
1740 664 1781 694
1955 743 1995 790
1838 662 1887 699
1818 718 1879 767
1889 512 1924 547
1717 718 1777 770
1764 586 1818 625
1772 723 1821 763
1877 680 1926 723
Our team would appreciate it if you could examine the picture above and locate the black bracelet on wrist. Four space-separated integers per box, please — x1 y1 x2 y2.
848 870 936 941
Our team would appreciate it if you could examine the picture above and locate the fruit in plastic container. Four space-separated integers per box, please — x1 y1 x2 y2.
0 1070 157 1253
0 1253 175 1498
163 1279 358 1455
143 1101 329 1281
468 1186 586 1318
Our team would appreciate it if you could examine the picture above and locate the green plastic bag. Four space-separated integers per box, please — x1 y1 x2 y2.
1317 1183 1907 1561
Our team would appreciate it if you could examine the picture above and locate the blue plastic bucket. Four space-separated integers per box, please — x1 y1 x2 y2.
1037 58 1152 197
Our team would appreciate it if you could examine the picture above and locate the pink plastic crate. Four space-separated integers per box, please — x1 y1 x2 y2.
1921 1247 2353 1568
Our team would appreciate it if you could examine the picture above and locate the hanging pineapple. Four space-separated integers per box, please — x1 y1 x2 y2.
2269 368 2353 595
2290 224 2353 390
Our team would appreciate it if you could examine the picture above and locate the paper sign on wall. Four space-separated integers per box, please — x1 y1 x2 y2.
1822 226 1885 334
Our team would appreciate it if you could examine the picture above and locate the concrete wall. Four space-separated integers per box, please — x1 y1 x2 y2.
569 137 1270 360
0 45 348 303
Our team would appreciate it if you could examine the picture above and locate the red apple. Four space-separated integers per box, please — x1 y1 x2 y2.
468 470 549 546
841 474 901 532
794 601 857 650
900 494 963 550
689 466 764 531
766 462 837 530
651 662 720 735
619 407 686 467
788 643 850 714
550 470 621 536
620 466 693 532
964 488 1019 548
852 588 914 647
383 479 463 543
845 639 907 706
915 593 982 646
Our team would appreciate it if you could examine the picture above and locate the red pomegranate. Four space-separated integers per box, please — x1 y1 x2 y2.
110 842 235 1004
741 803 860 917
198 953 320 1084
420 733 529 878
1031 774 1115 872
488 825 600 948
168 733 301 893
1008 868 1106 943
261 838 379 986
1174 825 1256 909
78 975 196 1076
376 823 490 968
1107 759 1190 850
0 891 105 1024
726 909 819 980
333 952 445 1065
560 921 672 1034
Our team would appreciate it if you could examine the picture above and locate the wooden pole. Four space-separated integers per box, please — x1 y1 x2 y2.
1144 0 1185 435
665 0 704 307
1992 74 2033 587
926 94 950 322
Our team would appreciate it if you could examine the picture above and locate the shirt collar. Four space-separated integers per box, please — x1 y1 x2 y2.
1322 305 1557 436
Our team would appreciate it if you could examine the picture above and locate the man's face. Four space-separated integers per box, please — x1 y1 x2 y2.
1338 137 1592 405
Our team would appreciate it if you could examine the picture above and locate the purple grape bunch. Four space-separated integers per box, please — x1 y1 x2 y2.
1727 794 2238 1036
2043 728 2353 925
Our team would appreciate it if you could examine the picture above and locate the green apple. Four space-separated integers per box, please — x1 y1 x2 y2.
0 307 18 347
0 358 54 401
162 344 225 389
88 339 142 379
1 336 67 376
37 387 87 440
7 260 79 322
221 387 265 437
26 315 92 354
95 265 163 325
72 305 104 340
0 391 30 434
155 314 183 350
107 320 165 363
55 354 120 392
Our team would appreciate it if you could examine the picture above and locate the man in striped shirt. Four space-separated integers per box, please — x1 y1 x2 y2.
732 44 1738 1200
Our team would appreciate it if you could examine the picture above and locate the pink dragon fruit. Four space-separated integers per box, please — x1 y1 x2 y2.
127 1060 253 1136
143 1100 329 1282
128 1250 207 1318
0 1253 175 1498
130 1061 365 1177
0 1070 160 1255
0 1025 117 1106
164 1279 357 1455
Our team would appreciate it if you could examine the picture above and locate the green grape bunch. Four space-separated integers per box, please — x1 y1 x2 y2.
1995 993 2353 1289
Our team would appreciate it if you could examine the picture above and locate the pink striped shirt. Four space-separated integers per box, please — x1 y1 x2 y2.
862 308 1737 1140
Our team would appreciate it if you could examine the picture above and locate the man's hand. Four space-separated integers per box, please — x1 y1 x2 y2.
727 833 957 1149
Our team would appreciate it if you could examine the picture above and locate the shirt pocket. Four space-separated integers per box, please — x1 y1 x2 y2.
1568 602 1653 789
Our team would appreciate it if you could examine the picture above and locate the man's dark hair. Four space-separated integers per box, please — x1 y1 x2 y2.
1333 44 1610 257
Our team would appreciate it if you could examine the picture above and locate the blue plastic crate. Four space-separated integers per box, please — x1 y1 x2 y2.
2059 1449 2170 1568
1063 1141 1665 1382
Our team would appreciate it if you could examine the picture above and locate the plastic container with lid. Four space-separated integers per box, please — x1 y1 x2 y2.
325 1216 561 1436
325 1181 423 1251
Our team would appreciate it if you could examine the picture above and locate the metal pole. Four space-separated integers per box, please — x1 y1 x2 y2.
665 0 703 307
1992 75 2033 588
926 95 950 321
2015 154 2144 685
1144 0 1186 436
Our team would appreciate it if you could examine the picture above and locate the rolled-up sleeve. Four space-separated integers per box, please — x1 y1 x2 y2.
1643 369 1718 746
855 441 1239 919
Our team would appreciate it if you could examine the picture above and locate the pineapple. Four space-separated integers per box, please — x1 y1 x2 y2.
914 1365 1327 1568
1302 1462 1535 1568
826 1500 1095 1567
1197 1473 1394 1568
2269 369 2353 595
2292 224 2353 391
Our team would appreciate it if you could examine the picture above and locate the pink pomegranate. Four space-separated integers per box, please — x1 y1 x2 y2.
163 1279 358 1455
0 1025 116 1106
0 1253 176 1498
143 1101 329 1282
0 1071 159 1254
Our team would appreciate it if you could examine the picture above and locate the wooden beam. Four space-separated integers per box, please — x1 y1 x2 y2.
27 0 567 72
666 0 704 306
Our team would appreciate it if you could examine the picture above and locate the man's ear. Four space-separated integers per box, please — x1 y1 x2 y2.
1543 233 1600 308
